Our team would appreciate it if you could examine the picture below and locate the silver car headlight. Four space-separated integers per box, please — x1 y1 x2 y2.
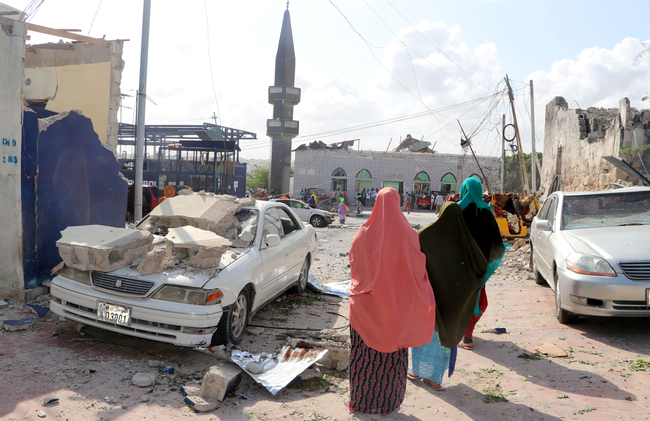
58 265 91 285
566 253 616 277
152 286 223 305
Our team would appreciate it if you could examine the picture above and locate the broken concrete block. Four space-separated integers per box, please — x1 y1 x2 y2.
237 197 255 206
0 300 8 309
148 194 242 236
247 327 264 336
37 410 46 418
180 383 202 396
199 364 242 402
136 249 167 275
184 396 217 412
534 342 568 358
57 225 153 272
131 372 156 387
163 226 232 268
512 239 527 251
188 247 229 269
42 395 59 406
245 362 264 374
26 304 50 319
4 318 36 331
298 365 322 380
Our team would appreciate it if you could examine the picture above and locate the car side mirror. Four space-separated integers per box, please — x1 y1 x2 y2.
264 234 281 248
536 220 552 231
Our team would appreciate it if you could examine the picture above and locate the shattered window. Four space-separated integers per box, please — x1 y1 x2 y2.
263 208 284 239
277 207 300 236
234 209 259 247
562 190 650 230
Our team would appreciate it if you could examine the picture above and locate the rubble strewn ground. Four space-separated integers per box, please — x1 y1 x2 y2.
2 210 650 420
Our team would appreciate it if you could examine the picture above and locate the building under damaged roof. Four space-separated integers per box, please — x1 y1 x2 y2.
542 97 650 193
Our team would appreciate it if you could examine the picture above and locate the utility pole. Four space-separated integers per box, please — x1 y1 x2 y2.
530 80 537 193
457 120 491 194
211 112 218 126
501 113 506 193
134 0 151 221
504 75 529 194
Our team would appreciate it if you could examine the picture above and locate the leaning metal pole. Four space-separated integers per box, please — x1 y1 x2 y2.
457 120 491 194
505 75 529 194
134 0 151 222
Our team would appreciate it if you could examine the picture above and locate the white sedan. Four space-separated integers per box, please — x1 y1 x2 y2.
271 199 337 227
49 201 318 347
530 187 650 323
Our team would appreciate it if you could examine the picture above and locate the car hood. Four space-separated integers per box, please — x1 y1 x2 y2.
561 225 650 262
108 247 251 289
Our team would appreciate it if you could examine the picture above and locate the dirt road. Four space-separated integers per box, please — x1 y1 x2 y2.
1 210 649 420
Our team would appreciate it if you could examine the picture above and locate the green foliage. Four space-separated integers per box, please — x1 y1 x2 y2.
625 359 650 371
620 143 650 155
502 152 542 193
245 165 294 191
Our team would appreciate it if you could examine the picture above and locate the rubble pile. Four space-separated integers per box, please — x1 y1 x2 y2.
498 240 531 273
55 194 256 275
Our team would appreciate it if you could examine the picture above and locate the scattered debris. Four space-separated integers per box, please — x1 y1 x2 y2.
247 326 265 336
3 318 36 331
511 238 527 251
200 364 242 402
37 410 46 418
288 339 350 371
246 362 265 374
184 395 217 412
481 328 507 334
0 300 8 309
534 342 568 358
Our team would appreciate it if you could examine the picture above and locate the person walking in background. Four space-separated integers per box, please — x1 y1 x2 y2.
307 194 316 207
356 192 363 215
434 193 444 213
338 197 347 224
456 178 504 350
346 187 436 416
405 190 413 214
330 190 336 205
371 188 377 206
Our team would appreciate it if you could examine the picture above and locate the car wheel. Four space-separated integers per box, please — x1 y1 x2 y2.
531 244 545 285
554 270 577 324
212 289 249 345
310 215 324 227
291 257 310 294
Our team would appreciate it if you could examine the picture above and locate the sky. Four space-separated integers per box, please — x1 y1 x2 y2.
7 0 650 162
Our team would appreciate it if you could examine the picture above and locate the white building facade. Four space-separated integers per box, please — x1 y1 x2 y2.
294 148 501 201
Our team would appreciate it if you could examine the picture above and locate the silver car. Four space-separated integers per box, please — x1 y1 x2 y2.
271 199 337 227
530 187 650 323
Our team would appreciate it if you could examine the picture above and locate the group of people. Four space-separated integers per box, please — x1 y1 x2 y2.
346 178 505 416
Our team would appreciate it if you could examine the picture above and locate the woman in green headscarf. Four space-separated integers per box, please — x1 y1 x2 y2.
457 177 504 350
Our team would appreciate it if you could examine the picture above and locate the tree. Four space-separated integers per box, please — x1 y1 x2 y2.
246 165 269 191
502 152 543 193
245 165 295 191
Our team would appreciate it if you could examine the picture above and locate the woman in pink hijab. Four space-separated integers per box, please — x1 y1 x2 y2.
345 187 436 416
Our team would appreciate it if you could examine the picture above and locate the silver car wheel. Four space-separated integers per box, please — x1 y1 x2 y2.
299 259 309 290
554 270 577 324
310 215 324 227
231 293 248 338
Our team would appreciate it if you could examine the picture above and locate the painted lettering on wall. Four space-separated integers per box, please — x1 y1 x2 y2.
1 138 19 169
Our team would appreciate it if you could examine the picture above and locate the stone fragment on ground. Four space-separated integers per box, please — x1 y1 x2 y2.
184 395 217 412
3 317 36 331
57 225 153 272
534 342 568 358
288 339 350 371
132 372 156 387
200 364 242 402
42 395 59 406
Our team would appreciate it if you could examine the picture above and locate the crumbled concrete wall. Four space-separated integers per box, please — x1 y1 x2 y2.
0 18 26 294
24 40 124 153
57 225 153 272
541 96 650 192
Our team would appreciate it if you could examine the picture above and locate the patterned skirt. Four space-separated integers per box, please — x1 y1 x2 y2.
348 326 408 414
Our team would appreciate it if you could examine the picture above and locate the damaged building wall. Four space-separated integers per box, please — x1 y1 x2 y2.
541 97 650 192
0 18 26 292
23 41 124 153
20 110 128 288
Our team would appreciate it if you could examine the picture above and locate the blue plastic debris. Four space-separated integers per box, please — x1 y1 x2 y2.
184 397 195 407
3 318 36 331
495 328 507 334
26 304 50 319
158 365 174 374
179 387 188 396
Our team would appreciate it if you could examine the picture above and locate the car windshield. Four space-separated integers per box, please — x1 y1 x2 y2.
562 190 650 230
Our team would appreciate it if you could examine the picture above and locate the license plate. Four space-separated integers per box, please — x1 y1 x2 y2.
647 289 650 307
97 302 131 326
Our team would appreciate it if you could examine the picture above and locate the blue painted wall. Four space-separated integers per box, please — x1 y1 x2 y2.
21 110 127 288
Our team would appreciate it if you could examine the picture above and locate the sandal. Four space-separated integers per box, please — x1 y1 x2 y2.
344 398 357 414
407 370 421 380
458 337 474 350
423 378 445 392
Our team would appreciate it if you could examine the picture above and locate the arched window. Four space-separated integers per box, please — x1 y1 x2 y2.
356 169 371 179
415 171 430 181
440 173 457 194
414 171 431 195
331 168 347 196
332 168 346 177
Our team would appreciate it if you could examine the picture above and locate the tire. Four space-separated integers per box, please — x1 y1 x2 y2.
554 270 577 324
212 289 249 345
530 244 546 285
290 257 310 294
310 215 325 227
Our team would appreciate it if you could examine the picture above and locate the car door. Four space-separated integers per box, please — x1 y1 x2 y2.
289 200 311 223
258 207 293 299
535 196 558 282
275 207 307 286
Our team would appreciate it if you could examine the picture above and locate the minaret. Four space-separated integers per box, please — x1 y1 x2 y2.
267 4 300 196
